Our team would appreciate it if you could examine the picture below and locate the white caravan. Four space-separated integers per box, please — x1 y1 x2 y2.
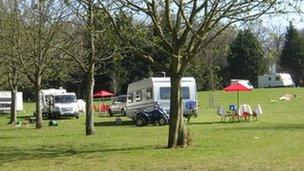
126 77 198 120
258 73 295 88
40 89 79 118
0 91 23 113
231 79 254 89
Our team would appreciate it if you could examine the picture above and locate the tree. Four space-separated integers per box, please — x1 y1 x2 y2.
18 0 71 128
245 21 286 73
98 0 296 148
64 0 119 135
227 29 267 86
185 26 237 91
0 0 25 125
279 22 304 86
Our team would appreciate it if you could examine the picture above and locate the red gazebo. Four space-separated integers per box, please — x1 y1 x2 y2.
93 90 114 98
93 90 114 114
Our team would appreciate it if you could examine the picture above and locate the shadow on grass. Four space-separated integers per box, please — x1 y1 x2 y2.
0 145 154 164
94 120 134 127
0 114 10 118
0 134 71 140
98 115 126 118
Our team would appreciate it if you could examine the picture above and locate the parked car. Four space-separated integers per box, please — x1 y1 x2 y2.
108 95 127 116
135 104 169 127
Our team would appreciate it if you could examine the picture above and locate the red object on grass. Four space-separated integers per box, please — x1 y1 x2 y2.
242 112 250 117
93 104 110 112
99 104 110 112
93 90 114 98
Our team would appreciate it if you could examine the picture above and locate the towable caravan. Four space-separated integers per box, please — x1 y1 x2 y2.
258 73 295 88
126 77 198 120
0 91 23 113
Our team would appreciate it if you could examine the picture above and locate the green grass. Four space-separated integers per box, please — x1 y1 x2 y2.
1 88 304 170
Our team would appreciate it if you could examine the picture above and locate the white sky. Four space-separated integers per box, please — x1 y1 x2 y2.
262 13 304 30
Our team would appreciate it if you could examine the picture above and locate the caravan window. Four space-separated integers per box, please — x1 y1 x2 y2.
135 91 142 101
0 97 11 102
146 88 153 100
275 76 280 81
128 93 133 103
160 87 190 99
160 87 171 99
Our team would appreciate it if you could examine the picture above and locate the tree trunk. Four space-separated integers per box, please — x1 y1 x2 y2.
35 76 43 129
167 75 186 148
85 63 95 135
85 0 96 135
8 88 17 125
8 66 18 125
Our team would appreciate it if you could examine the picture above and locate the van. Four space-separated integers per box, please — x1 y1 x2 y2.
231 79 254 89
126 77 198 120
258 73 295 88
0 91 23 113
40 89 79 119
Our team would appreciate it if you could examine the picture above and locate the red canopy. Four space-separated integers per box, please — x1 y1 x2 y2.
224 83 251 92
224 83 251 108
93 90 114 98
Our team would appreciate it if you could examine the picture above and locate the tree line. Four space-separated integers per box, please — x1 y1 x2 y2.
0 0 303 148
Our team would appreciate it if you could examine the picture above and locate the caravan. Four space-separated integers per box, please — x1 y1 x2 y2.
126 77 198 120
258 73 295 88
0 91 23 113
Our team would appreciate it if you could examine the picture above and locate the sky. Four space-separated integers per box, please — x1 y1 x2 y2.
261 2 304 31
262 13 304 30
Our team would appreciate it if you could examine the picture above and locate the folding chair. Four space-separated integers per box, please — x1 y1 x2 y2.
217 106 232 122
252 104 262 121
238 104 252 121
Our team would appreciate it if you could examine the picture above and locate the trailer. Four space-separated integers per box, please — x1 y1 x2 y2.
258 73 295 88
0 91 23 114
126 77 198 121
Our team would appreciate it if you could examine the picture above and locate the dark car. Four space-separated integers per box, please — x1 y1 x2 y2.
135 105 169 127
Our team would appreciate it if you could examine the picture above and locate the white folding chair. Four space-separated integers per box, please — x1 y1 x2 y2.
217 106 232 122
238 104 252 121
252 104 262 120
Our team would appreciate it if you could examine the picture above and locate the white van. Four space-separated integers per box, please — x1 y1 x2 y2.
258 73 295 88
231 79 254 89
40 89 79 118
0 91 23 113
126 77 198 120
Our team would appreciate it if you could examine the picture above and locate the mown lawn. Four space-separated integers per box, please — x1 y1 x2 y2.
1 88 304 170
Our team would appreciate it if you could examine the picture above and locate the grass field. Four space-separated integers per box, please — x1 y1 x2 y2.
1 88 304 170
